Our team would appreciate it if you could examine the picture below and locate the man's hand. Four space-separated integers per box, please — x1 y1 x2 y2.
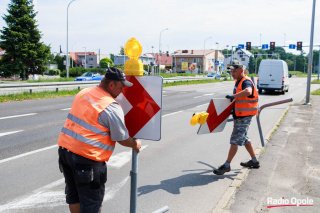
226 94 235 102
132 139 141 152
118 138 141 152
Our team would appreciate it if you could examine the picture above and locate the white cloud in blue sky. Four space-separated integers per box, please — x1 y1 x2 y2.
0 0 318 55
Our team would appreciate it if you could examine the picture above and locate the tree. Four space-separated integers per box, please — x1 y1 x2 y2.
0 0 50 79
54 55 66 72
119 46 125 55
110 53 115 62
248 56 255 74
100 57 113 68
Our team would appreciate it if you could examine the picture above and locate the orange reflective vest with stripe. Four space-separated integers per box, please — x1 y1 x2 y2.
235 76 259 116
57 86 116 162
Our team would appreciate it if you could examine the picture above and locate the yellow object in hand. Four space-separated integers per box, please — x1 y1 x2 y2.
190 111 209 126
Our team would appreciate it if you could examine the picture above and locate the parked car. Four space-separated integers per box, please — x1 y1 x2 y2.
207 73 221 79
74 72 104 81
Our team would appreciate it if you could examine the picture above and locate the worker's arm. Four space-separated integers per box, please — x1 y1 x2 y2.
233 87 252 99
118 138 141 152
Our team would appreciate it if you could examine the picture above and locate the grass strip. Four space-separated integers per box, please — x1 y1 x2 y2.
0 89 80 102
311 88 320 95
0 79 228 102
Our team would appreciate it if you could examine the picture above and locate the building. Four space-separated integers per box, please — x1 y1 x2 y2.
69 52 98 68
149 53 172 66
173 49 224 74
113 54 156 66
224 49 252 70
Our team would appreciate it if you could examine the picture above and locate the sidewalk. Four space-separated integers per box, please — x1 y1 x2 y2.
220 95 320 213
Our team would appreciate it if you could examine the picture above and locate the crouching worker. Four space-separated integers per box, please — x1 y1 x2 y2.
213 62 259 175
57 67 141 212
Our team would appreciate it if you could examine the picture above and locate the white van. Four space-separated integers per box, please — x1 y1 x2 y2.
257 59 290 94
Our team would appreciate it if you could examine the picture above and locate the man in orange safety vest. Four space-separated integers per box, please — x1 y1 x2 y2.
214 61 259 175
57 67 141 212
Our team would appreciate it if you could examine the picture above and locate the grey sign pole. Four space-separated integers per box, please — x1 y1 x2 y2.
305 0 316 105
130 149 138 213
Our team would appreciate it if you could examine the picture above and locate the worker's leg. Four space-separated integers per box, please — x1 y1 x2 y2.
244 142 256 158
69 203 80 213
227 144 238 162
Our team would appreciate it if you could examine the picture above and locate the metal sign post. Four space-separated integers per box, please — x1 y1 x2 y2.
130 149 138 213
256 98 293 147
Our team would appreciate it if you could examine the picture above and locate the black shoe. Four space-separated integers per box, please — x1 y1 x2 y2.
240 160 260 168
213 164 231 175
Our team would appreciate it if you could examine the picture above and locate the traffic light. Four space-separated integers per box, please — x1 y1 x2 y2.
297 42 302 50
254 52 258 58
166 51 169 56
268 52 272 58
246 42 251 50
270 42 275 51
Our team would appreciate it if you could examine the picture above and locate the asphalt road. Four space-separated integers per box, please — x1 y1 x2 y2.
0 78 318 213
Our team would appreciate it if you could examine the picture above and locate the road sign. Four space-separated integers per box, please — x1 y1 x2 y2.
262 44 268 49
197 98 234 135
214 61 219 65
116 76 162 140
238 44 244 49
289 44 296 49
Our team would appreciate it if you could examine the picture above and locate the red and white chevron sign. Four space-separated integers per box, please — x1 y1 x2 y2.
116 76 162 140
197 98 234 135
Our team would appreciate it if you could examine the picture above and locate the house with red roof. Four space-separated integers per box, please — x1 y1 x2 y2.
172 49 224 73
69 52 98 68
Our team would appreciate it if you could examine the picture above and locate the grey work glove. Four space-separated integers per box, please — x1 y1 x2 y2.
226 94 235 102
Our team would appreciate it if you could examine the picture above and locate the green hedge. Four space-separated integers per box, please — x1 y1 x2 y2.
48 69 60 75
60 67 106 77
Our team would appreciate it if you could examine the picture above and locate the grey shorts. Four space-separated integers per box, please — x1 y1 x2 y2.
230 116 253 146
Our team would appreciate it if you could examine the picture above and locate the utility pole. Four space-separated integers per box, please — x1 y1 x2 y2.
305 0 316 105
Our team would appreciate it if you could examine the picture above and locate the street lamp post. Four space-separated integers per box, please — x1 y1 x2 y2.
203 37 212 75
66 0 76 78
159 28 168 76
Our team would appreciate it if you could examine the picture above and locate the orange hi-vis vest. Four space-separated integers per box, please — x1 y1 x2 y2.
57 86 116 162
235 76 259 117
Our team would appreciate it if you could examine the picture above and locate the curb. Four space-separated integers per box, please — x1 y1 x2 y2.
211 103 292 213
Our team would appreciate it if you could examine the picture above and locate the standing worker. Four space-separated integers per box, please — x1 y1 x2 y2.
213 61 259 175
57 67 141 212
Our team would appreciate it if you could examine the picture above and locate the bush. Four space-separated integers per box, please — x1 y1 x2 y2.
87 68 106 75
48 69 60 75
59 67 106 77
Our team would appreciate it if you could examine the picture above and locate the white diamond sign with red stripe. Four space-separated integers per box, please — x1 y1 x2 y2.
116 76 163 141
198 98 234 134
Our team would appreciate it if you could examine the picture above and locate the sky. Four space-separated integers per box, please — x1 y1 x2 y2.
0 0 319 56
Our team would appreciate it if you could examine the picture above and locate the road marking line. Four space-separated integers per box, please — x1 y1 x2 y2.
103 177 130 202
193 93 214 99
0 147 144 210
162 111 183 118
108 145 148 169
0 178 66 211
196 103 209 108
0 145 58 164
60 108 71 111
0 113 37 120
0 130 23 137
